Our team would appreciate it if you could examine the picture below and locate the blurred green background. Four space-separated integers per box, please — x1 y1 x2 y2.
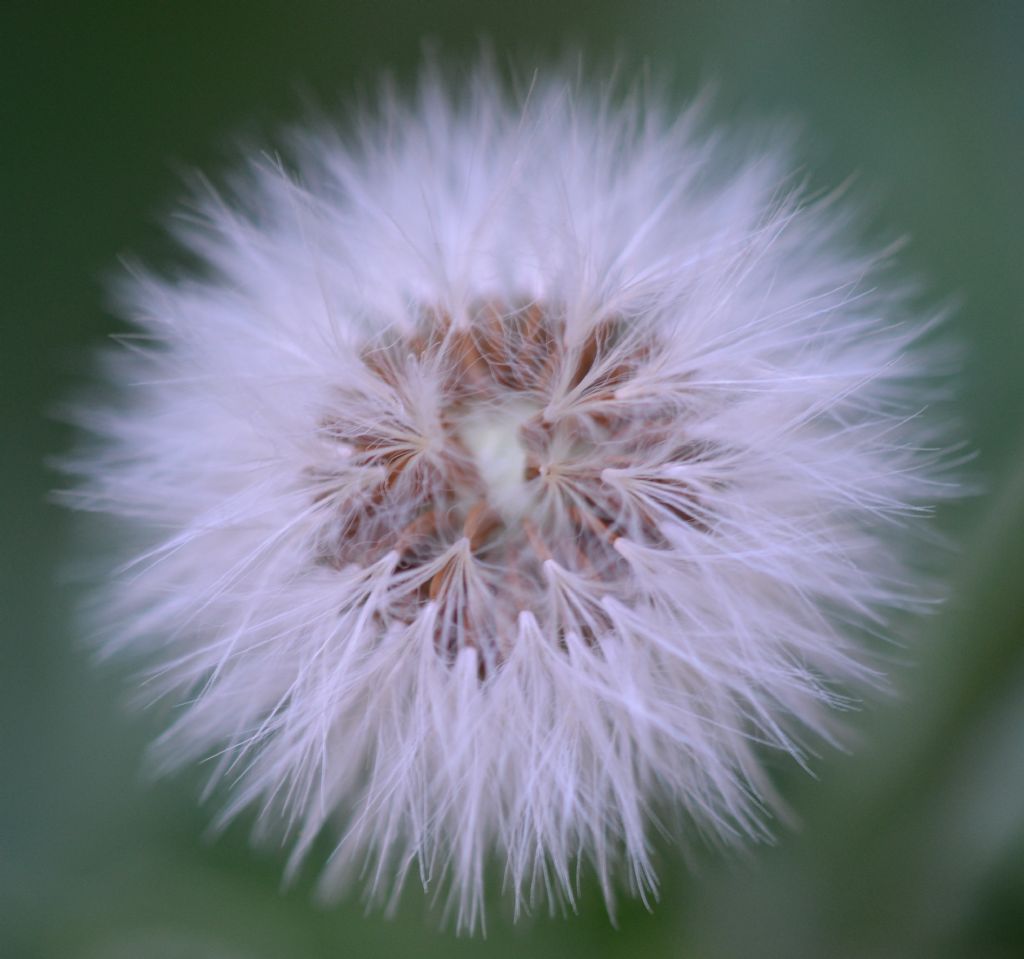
3 2 1023 956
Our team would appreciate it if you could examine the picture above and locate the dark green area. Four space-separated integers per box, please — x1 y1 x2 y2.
3 2 1022 956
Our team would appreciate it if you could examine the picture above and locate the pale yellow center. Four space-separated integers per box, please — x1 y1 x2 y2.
456 401 537 519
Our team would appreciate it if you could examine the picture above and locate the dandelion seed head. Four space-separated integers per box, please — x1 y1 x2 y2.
63 62 959 931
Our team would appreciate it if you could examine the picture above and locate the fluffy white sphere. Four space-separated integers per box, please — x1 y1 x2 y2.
66 64 955 930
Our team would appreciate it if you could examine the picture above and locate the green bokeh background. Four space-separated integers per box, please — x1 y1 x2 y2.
3 2 1022 956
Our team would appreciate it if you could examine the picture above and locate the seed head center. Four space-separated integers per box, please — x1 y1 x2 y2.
456 400 538 519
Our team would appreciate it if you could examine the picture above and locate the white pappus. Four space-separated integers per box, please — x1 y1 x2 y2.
63 63 959 931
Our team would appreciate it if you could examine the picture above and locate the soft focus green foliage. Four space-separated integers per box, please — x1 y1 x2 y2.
3 2 1022 956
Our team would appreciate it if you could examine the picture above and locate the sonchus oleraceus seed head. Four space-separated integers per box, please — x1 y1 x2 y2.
63 63 959 931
